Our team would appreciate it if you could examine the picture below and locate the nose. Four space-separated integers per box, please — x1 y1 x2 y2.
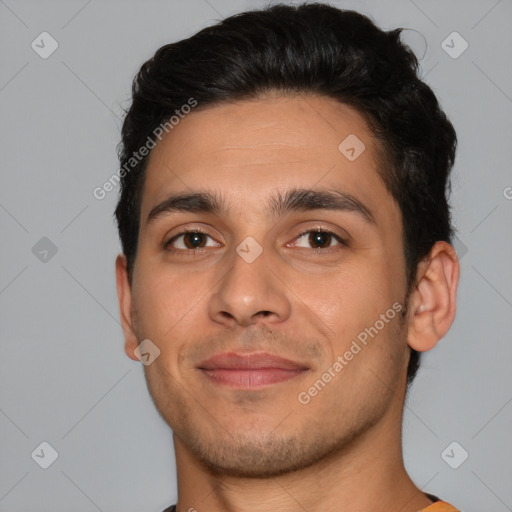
208 243 292 328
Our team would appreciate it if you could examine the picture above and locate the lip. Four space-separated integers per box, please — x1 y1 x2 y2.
197 352 309 389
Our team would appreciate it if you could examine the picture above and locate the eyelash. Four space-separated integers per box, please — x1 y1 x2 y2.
164 228 348 255
164 228 218 255
293 229 349 250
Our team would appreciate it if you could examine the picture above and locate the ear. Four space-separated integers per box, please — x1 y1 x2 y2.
407 241 460 352
115 254 140 361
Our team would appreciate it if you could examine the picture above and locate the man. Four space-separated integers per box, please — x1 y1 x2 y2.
114 3 461 511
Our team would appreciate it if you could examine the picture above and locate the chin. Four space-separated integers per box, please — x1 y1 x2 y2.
181 426 342 479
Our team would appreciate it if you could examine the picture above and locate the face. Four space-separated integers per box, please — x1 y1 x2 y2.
120 94 411 477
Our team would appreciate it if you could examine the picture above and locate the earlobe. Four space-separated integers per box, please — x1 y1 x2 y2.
407 241 460 352
115 254 140 361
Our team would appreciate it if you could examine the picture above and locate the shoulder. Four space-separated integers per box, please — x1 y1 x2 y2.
421 501 461 511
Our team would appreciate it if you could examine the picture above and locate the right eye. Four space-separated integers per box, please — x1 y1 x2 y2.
165 230 221 253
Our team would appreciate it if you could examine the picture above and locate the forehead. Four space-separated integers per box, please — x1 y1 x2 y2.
140 94 394 222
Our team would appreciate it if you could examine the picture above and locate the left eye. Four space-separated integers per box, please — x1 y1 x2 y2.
291 230 347 249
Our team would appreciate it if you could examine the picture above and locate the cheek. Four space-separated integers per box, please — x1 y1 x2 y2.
131 266 201 341
331 309 407 401
131 271 199 386
325 262 390 316
316 260 405 358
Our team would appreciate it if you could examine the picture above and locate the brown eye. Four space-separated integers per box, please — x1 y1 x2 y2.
308 231 333 249
293 229 347 250
165 231 220 252
182 232 207 249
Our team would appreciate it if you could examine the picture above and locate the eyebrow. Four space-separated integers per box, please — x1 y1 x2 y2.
146 188 375 226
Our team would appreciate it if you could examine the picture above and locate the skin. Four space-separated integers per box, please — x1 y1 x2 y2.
116 93 459 512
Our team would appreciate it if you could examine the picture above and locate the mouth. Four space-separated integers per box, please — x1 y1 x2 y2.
197 352 309 389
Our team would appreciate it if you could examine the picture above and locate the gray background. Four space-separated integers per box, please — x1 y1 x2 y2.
1 0 511 511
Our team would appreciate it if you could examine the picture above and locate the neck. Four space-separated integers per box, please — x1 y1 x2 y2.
172 398 433 512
